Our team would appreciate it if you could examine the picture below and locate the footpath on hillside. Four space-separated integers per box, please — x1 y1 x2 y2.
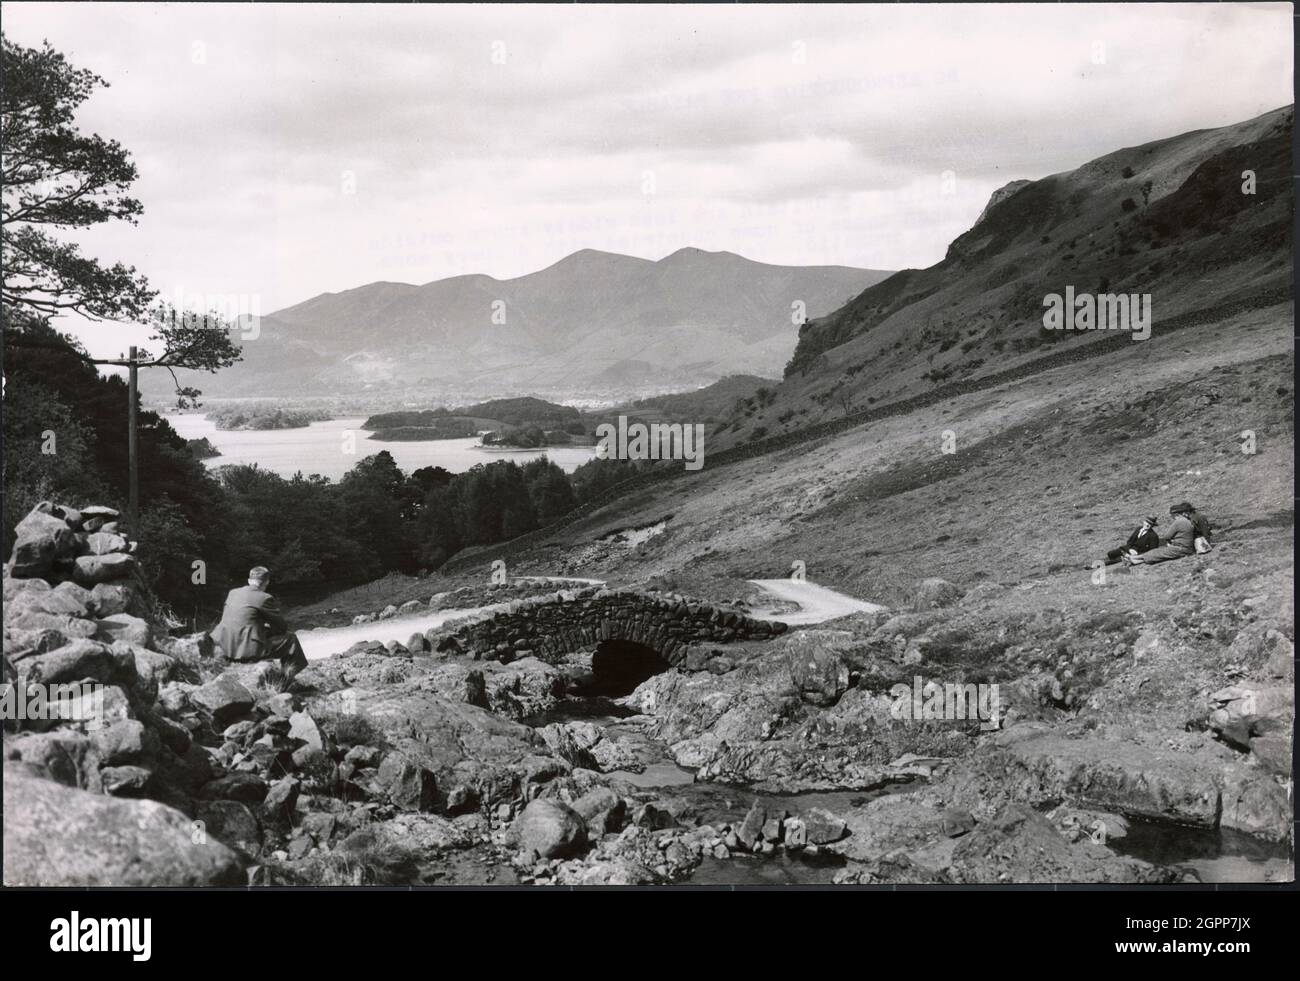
747 579 888 625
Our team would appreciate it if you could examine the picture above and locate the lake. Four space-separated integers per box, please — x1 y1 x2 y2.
164 414 597 480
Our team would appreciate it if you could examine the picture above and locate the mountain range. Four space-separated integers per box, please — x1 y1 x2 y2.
146 249 891 402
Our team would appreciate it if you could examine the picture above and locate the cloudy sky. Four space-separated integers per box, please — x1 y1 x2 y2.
1 2 1292 357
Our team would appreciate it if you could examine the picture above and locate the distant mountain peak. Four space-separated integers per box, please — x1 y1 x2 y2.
659 246 740 263
144 246 894 401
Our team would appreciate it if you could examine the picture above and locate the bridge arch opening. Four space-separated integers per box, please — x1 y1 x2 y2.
584 639 671 697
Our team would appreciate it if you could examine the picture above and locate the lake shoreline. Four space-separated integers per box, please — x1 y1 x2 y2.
164 414 597 480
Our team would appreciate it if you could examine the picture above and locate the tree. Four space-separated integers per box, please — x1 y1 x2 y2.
1 36 240 406
1 36 150 319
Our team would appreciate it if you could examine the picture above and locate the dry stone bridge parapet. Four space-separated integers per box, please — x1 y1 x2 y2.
439 586 788 664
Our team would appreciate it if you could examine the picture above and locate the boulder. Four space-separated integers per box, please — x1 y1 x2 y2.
79 505 120 521
948 804 1176 883
82 532 129 555
100 765 153 796
156 741 214 792
375 752 437 811
802 807 847 845
3 624 70 661
144 708 193 755
94 613 151 649
4 730 103 790
344 744 382 768
8 612 98 641
784 630 854 707
196 800 262 855
571 786 625 837
288 711 324 750
191 673 256 727
514 798 586 859
10 581 94 619
72 553 137 585
122 643 179 700
7 506 76 578
3 768 244 886
261 776 301 824
91 719 158 767
21 639 118 686
89 583 135 617
736 801 766 850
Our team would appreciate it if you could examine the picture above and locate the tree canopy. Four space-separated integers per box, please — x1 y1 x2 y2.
1 34 240 406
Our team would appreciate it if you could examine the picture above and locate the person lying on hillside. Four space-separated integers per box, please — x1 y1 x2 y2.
207 566 308 688
1105 515 1160 564
1126 502 1211 565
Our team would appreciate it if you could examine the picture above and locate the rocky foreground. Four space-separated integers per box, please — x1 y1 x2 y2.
2 501 1293 886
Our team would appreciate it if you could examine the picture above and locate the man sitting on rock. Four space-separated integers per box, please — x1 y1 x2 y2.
208 566 307 688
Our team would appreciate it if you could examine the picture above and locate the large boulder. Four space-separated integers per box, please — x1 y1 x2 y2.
784 630 854 707
19 639 120 686
7 505 76 578
3 768 245 886
6 581 93 620
514 798 587 859
315 685 545 810
72 553 137 586
7 612 98 641
3 730 103 791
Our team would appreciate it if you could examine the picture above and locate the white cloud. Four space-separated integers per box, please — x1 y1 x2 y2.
0 1 1290 364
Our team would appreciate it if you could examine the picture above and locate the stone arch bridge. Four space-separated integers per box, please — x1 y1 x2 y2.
438 586 788 665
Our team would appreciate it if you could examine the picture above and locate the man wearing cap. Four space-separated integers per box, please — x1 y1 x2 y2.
1105 515 1161 565
209 566 308 687
1127 504 1200 565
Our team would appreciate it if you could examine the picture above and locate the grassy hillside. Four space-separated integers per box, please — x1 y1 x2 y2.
714 106 1291 449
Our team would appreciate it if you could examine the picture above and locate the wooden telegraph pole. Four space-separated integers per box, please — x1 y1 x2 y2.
128 345 139 536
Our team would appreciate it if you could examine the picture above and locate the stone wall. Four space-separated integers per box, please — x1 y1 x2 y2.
2 501 249 885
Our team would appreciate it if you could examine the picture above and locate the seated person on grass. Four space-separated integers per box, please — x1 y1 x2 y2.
1105 514 1161 565
1127 502 1211 565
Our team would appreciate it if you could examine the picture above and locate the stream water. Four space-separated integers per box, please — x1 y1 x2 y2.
1109 817 1293 883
